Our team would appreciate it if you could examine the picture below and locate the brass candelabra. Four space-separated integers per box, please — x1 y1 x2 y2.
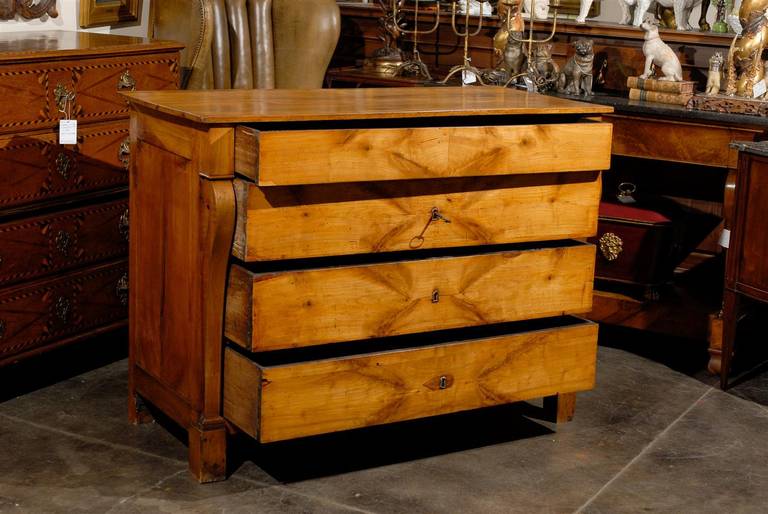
505 0 561 91
440 1 488 85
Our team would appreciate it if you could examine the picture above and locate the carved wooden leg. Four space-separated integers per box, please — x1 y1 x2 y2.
544 392 577 423
707 311 723 375
127 393 154 425
188 424 228 483
720 289 741 390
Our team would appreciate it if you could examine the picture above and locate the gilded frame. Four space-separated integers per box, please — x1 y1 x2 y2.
80 0 141 28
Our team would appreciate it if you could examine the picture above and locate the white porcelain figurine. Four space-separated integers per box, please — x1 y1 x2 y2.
633 0 704 29
640 19 683 80
523 0 550 20
576 0 639 25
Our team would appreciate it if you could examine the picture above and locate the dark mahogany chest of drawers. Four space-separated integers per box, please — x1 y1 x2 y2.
0 31 181 366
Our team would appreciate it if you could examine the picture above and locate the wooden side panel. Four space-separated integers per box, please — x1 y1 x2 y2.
225 244 596 351
130 121 203 411
608 114 759 168
234 173 601 261
248 322 598 442
736 157 768 294
246 123 612 185
223 349 262 438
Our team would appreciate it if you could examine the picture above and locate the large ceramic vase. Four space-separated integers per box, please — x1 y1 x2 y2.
272 0 341 88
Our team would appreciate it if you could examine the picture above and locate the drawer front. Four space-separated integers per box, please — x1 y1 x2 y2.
0 198 128 287
225 243 596 351
607 114 759 169
223 318 598 442
235 123 612 186
0 260 128 362
0 52 179 135
0 121 128 210
234 173 601 261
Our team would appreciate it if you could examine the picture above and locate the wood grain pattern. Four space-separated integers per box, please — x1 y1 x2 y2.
225 244 596 351
124 87 613 124
232 173 601 261
242 123 611 186
607 114 760 169
223 321 598 442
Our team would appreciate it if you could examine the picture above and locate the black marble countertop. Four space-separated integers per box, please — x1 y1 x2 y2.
730 140 768 157
552 92 768 129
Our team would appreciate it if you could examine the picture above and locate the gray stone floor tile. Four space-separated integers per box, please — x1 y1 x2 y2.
275 347 713 514
0 360 188 463
107 474 368 514
0 416 185 514
582 389 768 514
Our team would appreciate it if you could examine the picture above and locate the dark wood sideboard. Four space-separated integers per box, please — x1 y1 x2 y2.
721 142 768 388
125 87 612 482
0 32 182 366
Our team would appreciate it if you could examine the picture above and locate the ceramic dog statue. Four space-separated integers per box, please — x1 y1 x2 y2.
558 39 595 96
634 0 704 29
706 52 724 95
576 0 638 24
523 0 550 20
640 20 683 80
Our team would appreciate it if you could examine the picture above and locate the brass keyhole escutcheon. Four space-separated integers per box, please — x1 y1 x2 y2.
55 230 71 256
116 273 129 306
430 207 451 224
119 209 129 241
54 296 70 324
439 376 448 389
56 153 71 180
118 138 131 170
118 70 137 92
431 289 440 303
0 320 5 340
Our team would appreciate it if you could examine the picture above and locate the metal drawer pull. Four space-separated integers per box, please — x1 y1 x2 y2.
118 138 130 170
55 230 71 256
117 70 136 92
119 209 129 241
56 153 71 179
55 296 70 324
599 232 623 262
117 273 129 306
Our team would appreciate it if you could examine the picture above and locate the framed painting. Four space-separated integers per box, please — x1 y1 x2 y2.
80 0 141 27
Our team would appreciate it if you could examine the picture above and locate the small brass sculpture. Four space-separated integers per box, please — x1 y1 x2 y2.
725 0 768 98
370 0 406 73
557 39 595 96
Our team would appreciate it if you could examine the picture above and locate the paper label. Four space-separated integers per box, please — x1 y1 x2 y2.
462 70 477 85
719 228 731 249
59 120 77 145
754 79 767 98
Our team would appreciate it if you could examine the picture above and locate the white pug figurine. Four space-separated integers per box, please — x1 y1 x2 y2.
576 0 638 24
640 20 683 80
523 0 550 20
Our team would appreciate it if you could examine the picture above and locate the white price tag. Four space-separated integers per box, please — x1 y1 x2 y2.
59 119 77 145
462 70 477 85
754 79 767 98
719 228 731 249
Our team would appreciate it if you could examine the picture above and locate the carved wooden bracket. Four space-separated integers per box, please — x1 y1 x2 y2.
0 0 59 21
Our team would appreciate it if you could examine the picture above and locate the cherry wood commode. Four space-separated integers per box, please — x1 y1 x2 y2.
125 87 613 482
0 32 181 366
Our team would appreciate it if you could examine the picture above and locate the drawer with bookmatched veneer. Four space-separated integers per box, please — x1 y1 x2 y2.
0 120 128 211
224 241 596 351
0 198 128 287
232 172 601 261
0 260 128 365
223 316 598 442
234 123 612 186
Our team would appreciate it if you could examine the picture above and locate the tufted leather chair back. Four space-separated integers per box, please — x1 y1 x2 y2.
150 0 340 90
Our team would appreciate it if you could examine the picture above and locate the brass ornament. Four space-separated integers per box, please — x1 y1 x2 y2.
54 83 75 114
55 230 71 256
117 70 137 92
116 273 129 306
54 296 70 324
56 153 71 180
118 138 131 170
119 209 129 242
599 232 624 262
0 319 5 340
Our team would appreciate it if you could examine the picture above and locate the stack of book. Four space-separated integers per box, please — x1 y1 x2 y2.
627 77 695 106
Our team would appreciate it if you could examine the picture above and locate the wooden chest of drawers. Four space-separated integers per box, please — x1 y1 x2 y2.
0 32 181 366
125 87 613 482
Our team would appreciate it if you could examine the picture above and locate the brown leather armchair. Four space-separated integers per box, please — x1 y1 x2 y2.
150 0 341 89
